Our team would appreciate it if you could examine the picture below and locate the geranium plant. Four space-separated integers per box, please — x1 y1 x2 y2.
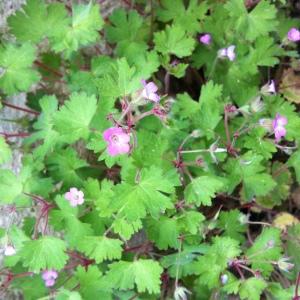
0 0 300 299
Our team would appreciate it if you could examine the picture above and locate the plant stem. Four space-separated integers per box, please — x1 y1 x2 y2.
1 101 40 116
34 60 63 78
294 272 300 300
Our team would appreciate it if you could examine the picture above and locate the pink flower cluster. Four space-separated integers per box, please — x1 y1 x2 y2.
103 127 130 156
42 270 58 287
65 187 84 207
272 114 287 142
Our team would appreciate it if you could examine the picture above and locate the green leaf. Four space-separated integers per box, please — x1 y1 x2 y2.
0 169 23 204
46 148 87 187
217 209 246 243
27 95 60 158
0 43 40 95
97 58 141 99
198 81 223 138
246 227 282 277
103 166 176 222
154 25 195 58
0 136 12 164
157 0 208 34
106 8 146 44
20 236 68 272
75 266 111 300
51 3 104 56
53 92 97 143
184 176 224 206
239 278 267 300
8 0 68 43
242 37 282 75
146 216 179 250
224 152 276 200
194 237 240 288
104 259 163 294
243 127 277 159
112 218 142 240
77 236 123 263
226 0 278 41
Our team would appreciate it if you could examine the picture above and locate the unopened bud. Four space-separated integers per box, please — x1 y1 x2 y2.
220 274 228 285
277 257 294 272
174 286 192 300
191 129 201 138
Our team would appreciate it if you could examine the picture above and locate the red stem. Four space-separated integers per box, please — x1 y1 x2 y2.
34 60 63 78
0 132 30 138
1 101 40 116
294 272 300 300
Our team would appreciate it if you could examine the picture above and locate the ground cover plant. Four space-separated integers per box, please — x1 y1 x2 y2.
0 0 300 299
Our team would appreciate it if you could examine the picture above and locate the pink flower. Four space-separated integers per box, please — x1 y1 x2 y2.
218 45 236 61
287 28 300 42
141 80 160 102
65 187 84 207
272 114 287 142
42 270 58 287
4 245 16 256
103 127 130 156
199 33 211 45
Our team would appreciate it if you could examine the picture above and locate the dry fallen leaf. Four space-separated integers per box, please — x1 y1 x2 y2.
273 212 299 231
279 68 300 103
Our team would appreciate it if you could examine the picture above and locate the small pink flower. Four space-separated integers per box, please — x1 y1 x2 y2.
42 270 58 287
199 33 211 45
103 127 130 156
287 28 300 42
272 114 288 142
141 80 160 102
65 187 84 207
218 45 236 61
4 245 16 256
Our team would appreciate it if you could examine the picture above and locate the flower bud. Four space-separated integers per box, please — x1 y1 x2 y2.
220 274 228 285
277 257 294 272
174 286 192 300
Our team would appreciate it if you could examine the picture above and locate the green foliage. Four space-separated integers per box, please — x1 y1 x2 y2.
0 43 40 95
1 0 298 298
77 236 123 263
154 25 195 58
104 259 163 294
20 236 68 272
0 136 12 164
184 176 224 206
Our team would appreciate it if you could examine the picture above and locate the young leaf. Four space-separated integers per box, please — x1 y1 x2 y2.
154 25 195 58
50 3 104 56
184 176 224 206
0 43 40 95
77 236 123 263
104 259 163 294
20 236 68 272
53 92 97 143
0 136 12 164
